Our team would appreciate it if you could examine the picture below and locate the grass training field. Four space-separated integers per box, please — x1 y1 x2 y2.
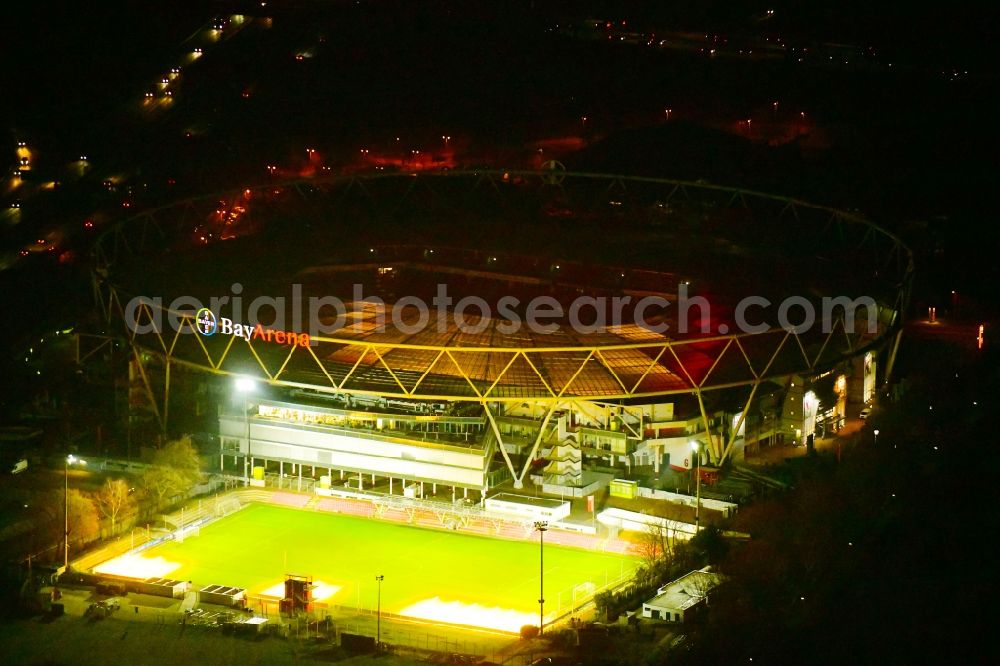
134 504 638 631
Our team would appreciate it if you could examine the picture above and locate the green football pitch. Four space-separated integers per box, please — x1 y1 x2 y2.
141 504 638 630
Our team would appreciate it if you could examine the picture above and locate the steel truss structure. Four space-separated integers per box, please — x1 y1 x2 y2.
92 171 913 470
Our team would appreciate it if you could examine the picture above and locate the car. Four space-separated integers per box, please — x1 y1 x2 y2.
86 600 119 619
859 408 871 420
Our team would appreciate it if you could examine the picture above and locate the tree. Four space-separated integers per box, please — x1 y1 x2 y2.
637 520 678 569
142 466 179 509
37 488 100 551
142 436 202 509
690 525 729 563
66 489 101 546
685 569 722 608
95 478 135 535
594 591 613 622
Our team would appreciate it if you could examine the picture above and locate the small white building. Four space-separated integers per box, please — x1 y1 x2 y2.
641 567 723 623
483 493 571 522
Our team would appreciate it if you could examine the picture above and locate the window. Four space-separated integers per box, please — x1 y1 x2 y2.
650 609 660 619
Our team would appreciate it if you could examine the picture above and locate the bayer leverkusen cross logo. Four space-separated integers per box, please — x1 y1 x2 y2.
196 308 217 336
191 309 310 347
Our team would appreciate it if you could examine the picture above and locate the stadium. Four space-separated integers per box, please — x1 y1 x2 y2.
85 169 912 631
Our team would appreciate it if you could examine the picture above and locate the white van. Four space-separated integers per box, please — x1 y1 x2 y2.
10 458 28 474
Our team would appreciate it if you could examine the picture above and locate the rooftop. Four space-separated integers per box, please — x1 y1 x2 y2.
104 173 908 403
645 568 724 612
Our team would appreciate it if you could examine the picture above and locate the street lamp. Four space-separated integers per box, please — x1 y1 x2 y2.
874 429 880 447
690 441 702 533
64 454 86 569
235 377 256 485
534 521 548 635
375 574 384 653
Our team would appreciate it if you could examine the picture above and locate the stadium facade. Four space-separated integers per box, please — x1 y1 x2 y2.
92 170 910 502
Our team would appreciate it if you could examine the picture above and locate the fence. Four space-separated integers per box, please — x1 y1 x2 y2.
160 494 246 532
635 487 738 516
71 527 156 573
333 618 512 662
548 566 635 625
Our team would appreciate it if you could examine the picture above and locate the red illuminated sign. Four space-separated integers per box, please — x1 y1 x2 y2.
252 323 310 347
197 310 310 347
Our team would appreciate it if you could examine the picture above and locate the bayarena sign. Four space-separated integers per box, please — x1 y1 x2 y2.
195 308 311 347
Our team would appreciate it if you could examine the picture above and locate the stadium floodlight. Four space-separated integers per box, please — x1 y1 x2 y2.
65 454 87 569
690 441 702 533
533 521 548 635
235 377 256 393
375 575 385 653
235 377 257 484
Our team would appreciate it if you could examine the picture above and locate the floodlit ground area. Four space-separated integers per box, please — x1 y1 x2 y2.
101 504 638 632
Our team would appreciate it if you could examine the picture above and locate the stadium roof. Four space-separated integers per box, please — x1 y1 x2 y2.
99 171 911 404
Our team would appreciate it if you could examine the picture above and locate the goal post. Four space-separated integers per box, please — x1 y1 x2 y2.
215 496 243 518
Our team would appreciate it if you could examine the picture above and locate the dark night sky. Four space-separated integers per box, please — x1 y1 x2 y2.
1 1 997 339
